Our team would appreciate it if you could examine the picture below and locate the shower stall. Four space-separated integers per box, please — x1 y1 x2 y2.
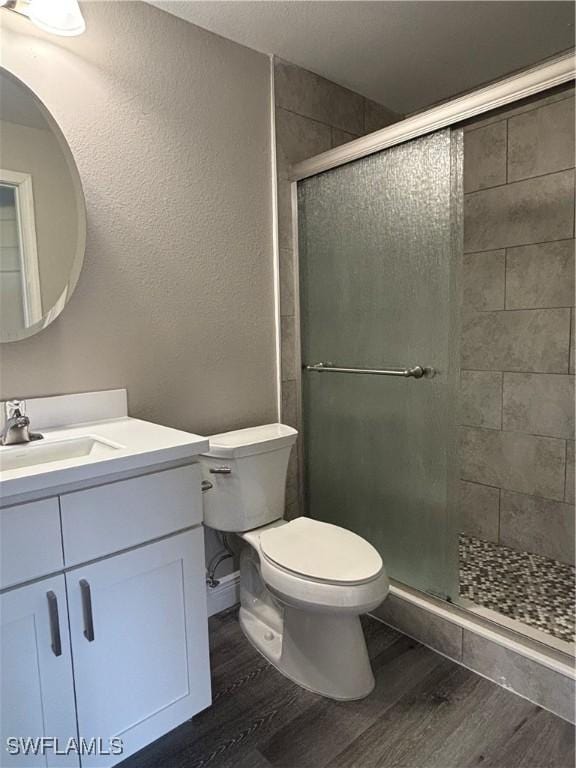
287 57 575 655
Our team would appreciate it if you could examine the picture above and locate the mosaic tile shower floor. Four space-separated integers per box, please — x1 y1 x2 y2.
459 535 575 643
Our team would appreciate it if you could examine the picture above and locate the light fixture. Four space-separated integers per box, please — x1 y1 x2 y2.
28 0 85 36
4 0 87 36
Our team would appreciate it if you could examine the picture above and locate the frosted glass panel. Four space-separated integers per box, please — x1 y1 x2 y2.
298 129 460 600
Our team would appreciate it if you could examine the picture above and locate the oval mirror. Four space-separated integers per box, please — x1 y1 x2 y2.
0 68 86 342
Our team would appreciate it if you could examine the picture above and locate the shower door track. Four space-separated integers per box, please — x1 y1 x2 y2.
289 50 575 182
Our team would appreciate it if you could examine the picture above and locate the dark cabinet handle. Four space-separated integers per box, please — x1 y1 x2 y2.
46 591 62 657
79 579 95 642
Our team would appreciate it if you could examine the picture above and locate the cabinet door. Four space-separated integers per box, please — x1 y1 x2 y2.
0 576 79 767
67 529 211 767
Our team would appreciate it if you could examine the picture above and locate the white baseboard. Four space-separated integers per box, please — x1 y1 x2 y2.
206 571 240 617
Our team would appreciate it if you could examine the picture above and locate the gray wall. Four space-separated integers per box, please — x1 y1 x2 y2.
0 1 276 436
459 87 575 565
274 57 401 518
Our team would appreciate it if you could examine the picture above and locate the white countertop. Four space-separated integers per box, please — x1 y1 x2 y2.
0 416 209 504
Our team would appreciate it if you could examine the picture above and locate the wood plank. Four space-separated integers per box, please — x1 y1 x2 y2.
261 637 443 768
327 664 548 768
481 707 575 768
119 614 575 768
119 613 317 768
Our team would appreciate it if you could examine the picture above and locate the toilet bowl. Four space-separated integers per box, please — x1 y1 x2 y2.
200 423 389 700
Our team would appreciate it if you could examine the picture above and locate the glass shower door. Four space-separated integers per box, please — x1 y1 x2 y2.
298 128 461 600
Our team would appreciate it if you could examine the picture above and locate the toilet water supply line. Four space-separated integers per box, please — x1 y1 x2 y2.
202 475 236 587
206 533 235 588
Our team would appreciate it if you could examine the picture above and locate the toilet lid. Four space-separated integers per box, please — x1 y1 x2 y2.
260 518 383 584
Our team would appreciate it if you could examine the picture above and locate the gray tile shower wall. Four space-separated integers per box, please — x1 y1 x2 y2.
460 86 576 563
274 57 401 518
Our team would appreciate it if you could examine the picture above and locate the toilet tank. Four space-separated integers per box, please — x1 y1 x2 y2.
200 423 298 532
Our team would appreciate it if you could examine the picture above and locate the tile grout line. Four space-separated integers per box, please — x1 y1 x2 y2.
500 369 505 431
569 308 574 375
563 439 569 503
465 165 574 197
465 305 575 313
466 236 575 257
460 424 574 443
464 236 575 257
462 476 572 507
461 368 574 376
462 87 575 135
460 422 570 441
503 245 508 310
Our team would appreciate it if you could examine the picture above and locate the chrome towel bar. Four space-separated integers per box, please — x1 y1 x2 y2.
303 362 433 379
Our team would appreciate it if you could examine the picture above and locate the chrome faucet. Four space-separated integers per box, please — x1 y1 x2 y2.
0 400 43 446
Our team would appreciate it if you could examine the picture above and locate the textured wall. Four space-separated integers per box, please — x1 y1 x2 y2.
274 57 401 518
0 2 276 436
459 87 575 565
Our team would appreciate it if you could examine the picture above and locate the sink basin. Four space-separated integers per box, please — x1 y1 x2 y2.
0 391 210 504
0 436 121 472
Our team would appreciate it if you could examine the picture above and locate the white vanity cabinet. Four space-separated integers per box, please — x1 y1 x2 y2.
0 463 211 768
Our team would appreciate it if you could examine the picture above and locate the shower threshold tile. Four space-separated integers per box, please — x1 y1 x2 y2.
459 535 575 643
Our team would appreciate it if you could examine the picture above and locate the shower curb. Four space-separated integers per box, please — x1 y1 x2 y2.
371 582 575 724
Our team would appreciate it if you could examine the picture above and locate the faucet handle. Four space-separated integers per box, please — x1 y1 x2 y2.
5 400 26 418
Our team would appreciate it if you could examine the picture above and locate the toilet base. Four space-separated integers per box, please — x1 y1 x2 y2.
239 604 375 701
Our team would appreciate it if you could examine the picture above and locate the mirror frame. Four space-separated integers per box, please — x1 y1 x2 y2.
1 67 87 343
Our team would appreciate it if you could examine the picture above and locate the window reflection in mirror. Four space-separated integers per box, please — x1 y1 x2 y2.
0 69 86 342
0 175 41 330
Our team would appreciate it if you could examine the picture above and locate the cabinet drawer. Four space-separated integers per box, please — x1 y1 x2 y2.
1 498 63 589
61 465 202 566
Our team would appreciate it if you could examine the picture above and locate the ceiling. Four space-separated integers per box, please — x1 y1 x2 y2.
147 1 574 114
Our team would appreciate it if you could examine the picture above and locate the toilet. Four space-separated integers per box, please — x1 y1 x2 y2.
200 423 389 700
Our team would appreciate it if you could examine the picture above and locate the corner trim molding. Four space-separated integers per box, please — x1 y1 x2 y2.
270 54 283 422
290 50 575 181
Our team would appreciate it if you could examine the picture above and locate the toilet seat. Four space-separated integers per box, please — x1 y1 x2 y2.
241 518 389 614
259 517 383 585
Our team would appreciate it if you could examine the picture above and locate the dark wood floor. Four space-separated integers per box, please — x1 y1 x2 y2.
121 609 575 768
